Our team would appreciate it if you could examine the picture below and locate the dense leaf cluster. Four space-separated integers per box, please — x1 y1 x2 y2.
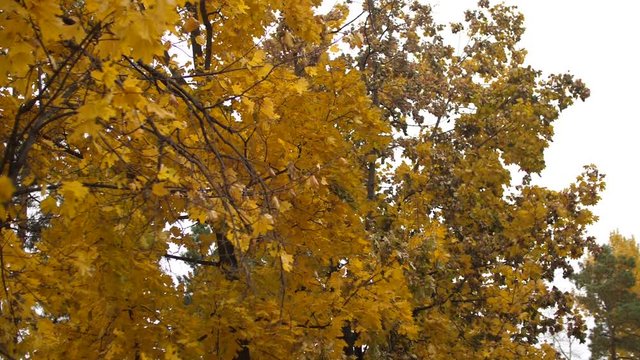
0 0 602 358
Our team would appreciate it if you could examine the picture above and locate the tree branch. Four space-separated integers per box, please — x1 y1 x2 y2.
163 254 220 267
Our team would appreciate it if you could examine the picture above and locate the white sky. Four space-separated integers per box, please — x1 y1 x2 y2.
432 0 640 244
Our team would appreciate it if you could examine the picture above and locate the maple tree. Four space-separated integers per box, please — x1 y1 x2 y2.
0 0 603 359
574 233 640 360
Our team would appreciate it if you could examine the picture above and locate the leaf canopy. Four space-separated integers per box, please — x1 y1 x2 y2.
0 0 602 359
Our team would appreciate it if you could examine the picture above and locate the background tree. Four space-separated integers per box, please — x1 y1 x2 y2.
0 0 602 359
610 232 640 297
327 1 600 357
574 233 640 360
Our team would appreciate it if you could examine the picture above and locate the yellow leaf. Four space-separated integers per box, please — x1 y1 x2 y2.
234 233 252 253
72 250 95 276
256 64 273 78
279 201 292 213
248 50 265 66
165 344 181 360
189 208 208 224
230 0 249 14
307 175 319 188
152 182 170 197
433 248 450 262
91 64 118 85
147 102 174 119
158 165 179 184
231 83 243 94
253 214 273 237
207 210 219 222
283 31 295 48
281 251 293 272
183 17 200 33
292 78 308 94
242 97 255 113
40 196 58 213
260 98 279 119
195 34 206 46
0 176 15 202
271 195 280 210
61 181 89 200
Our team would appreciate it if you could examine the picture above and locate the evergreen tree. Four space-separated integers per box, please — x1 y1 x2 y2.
574 234 640 360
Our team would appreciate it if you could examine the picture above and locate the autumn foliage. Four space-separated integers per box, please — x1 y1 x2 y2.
0 0 603 359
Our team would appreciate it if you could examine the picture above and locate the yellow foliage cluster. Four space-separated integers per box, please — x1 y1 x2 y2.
0 0 601 359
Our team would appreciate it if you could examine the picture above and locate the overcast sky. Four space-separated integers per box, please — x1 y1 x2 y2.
432 0 640 244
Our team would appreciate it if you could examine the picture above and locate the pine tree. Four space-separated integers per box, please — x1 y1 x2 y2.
574 234 640 360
